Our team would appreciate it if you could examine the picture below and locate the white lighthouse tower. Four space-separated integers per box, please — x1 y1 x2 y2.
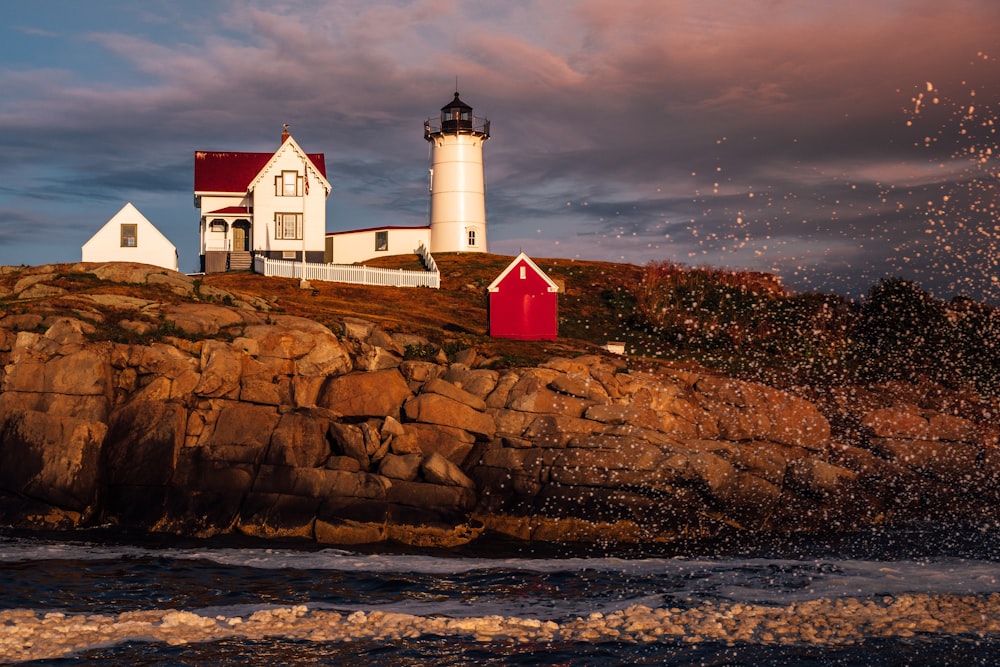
424 91 490 253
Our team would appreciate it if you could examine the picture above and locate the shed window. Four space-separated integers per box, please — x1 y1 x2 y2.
120 224 137 247
519 266 526 280
375 230 388 251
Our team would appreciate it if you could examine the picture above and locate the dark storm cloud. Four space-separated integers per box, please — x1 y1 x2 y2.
1 0 999 296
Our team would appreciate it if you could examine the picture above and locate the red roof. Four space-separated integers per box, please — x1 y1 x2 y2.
194 150 327 193
207 205 253 215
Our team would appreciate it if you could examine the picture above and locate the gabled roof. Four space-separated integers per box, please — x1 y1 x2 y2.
194 152 272 193
194 136 328 194
82 202 176 251
487 252 560 293
245 136 330 194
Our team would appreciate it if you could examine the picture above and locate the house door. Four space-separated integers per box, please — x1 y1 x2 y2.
232 220 251 251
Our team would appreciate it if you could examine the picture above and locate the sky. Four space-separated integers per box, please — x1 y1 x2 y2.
2 1 1000 303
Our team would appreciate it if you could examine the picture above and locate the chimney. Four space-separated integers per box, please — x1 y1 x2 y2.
281 123 291 143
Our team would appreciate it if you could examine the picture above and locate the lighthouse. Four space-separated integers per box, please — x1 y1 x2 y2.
424 91 490 254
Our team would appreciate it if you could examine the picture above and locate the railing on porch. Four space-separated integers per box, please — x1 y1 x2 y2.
253 255 440 289
204 239 232 252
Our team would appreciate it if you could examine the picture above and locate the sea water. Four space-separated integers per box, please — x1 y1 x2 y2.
2 524 1000 665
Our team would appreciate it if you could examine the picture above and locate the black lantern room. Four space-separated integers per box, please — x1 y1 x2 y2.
441 92 473 132
425 90 489 140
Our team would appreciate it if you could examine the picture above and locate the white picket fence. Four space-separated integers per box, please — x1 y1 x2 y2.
253 255 440 289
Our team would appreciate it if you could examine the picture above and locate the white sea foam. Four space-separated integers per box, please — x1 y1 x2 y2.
3 536 1000 662
3 592 1000 664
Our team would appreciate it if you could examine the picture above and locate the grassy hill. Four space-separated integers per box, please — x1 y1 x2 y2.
201 253 646 368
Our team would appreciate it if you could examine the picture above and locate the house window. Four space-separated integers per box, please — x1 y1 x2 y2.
121 224 137 247
276 170 300 196
467 229 477 247
375 230 388 251
519 266 526 280
209 220 226 232
274 213 302 240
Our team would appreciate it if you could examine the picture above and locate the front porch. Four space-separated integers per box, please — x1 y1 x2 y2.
201 213 252 273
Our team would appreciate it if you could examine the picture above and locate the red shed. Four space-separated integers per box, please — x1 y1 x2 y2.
487 253 559 340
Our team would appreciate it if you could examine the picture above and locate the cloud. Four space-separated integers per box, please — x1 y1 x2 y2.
1 0 999 297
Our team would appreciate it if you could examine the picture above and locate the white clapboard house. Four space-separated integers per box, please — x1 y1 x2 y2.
194 127 331 273
81 202 178 271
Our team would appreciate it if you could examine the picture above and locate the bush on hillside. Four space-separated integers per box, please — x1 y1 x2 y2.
631 263 1000 395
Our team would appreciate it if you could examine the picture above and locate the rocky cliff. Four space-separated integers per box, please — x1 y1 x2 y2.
1 262 998 547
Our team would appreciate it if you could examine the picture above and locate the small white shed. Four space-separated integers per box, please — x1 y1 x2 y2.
82 202 178 271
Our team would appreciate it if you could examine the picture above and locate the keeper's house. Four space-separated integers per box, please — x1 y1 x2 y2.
194 127 331 273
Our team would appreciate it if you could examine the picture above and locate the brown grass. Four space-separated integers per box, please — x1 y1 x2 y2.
200 253 644 366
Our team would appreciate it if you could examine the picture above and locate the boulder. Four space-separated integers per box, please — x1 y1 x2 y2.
328 422 370 468
403 392 495 439
265 412 329 468
548 373 611 404
862 408 930 439
194 340 242 398
379 453 423 481
422 377 488 411
102 401 187 487
196 401 280 465
317 369 412 419
0 410 106 511
159 303 249 336
421 452 475 489
390 422 476 464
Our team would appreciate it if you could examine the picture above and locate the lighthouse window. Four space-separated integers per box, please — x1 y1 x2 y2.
375 231 388 251
467 229 477 247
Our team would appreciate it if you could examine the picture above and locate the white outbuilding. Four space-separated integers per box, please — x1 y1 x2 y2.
82 202 178 271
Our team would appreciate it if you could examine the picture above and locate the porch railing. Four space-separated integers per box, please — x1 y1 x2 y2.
253 255 440 289
204 239 232 252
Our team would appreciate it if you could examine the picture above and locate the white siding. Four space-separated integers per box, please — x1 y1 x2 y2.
249 141 328 256
428 133 488 253
82 202 178 271
326 227 431 264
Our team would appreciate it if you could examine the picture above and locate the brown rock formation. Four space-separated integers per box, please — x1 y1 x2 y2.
1 262 999 547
